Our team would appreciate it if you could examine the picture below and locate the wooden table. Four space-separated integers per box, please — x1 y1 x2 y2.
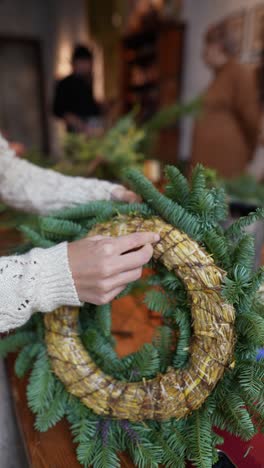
7 350 264 468
7 353 139 468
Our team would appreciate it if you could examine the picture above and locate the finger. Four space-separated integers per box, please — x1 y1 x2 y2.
122 190 142 203
111 186 125 201
102 267 143 290
106 286 127 303
111 186 141 203
93 286 125 305
114 244 153 274
113 232 159 255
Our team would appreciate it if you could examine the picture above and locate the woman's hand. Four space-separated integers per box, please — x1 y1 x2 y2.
68 231 159 305
111 186 141 203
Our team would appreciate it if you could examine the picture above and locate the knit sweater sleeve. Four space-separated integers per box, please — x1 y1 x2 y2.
0 134 121 332
0 242 82 333
0 134 120 214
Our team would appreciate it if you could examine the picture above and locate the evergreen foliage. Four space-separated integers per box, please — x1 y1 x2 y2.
171 307 191 368
3 165 264 467
225 207 264 238
19 225 54 248
35 380 68 432
96 304 112 338
39 217 83 240
125 169 201 239
165 165 190 205
27 348 56 414
15 343 44 378
54 100 200 182
0 331 37 358
129 343 160 380
186 408 213 468
231 234 255 271
56 113 145 181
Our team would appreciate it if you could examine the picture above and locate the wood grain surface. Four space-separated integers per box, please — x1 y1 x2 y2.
7 353 139 468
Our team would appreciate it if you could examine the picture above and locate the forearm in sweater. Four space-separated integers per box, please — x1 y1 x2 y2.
0 134 119 215
0 243 81 333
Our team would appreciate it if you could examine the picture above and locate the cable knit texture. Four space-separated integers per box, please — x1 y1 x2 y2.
0 134 120 214
0 243 81 333
0 134 120 332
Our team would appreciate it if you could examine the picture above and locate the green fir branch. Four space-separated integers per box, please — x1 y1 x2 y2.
236 312 264 347
225 207 264 238
203 230 230 269
35 381 68 432
19 225 54 248
231 234 255 271
188 165 206 207
77 436 101 468
152 326 174 372
124 169 201 239
164 165 190 205
129 343 160 380
27 348 56 413
155 431 186 468
92 439 120 468
186 408 213 468
53 201 116 220
238 360 264 401
144 289 172 317
213 392 256 440
128 436 163 468
39 217 82 240
95 304 112 338
15 343 44 378
171 308 191 368
82 328 127 377
0 331 37 358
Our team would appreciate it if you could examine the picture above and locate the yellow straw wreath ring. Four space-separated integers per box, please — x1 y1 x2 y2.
44 214 236 422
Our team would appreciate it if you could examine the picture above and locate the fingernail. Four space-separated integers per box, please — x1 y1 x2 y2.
153 234 160 242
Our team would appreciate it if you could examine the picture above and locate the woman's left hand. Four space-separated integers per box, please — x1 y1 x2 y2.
111 186 141 203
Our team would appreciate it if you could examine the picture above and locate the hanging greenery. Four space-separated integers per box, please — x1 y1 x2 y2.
1 164 264 468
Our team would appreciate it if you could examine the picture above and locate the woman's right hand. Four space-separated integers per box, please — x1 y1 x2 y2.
68 232 159 305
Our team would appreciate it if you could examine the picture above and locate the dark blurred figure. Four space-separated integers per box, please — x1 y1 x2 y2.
190 23 260 178
53 44 103 135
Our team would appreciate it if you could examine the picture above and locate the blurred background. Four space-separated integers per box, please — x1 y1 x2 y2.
0 0 261 173
0 0 262 214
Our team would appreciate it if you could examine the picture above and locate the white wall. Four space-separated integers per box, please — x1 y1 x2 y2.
0 0 91 98
180 0 264 159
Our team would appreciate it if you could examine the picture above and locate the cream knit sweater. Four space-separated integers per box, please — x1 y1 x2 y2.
0 134 120 332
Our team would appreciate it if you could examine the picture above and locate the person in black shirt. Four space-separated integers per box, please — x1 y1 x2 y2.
53 45 103 134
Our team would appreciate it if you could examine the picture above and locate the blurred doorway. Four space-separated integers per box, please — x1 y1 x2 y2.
0 37 49 152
